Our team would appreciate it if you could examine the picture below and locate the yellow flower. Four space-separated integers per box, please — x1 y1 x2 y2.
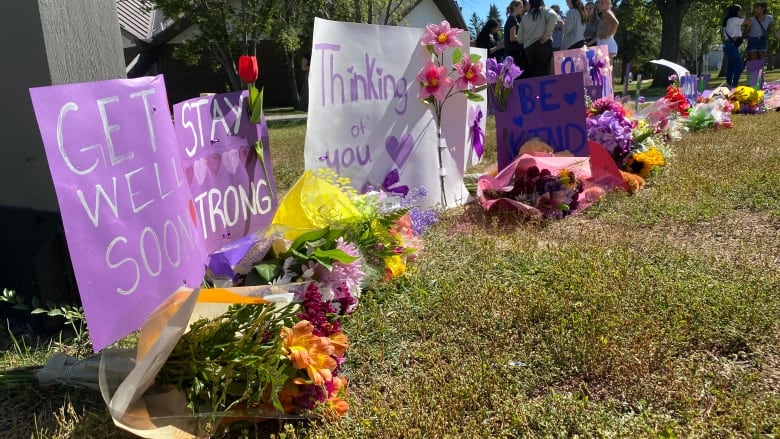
625 147 665 178
384 255 406 279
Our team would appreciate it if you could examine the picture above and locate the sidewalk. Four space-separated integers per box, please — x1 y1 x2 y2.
265 107 308 121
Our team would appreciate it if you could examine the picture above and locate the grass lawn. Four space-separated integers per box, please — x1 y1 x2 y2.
1 108 779 437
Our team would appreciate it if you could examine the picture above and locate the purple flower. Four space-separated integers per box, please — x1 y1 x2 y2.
409 207 440 235
314 237 364 307
297 284 339 337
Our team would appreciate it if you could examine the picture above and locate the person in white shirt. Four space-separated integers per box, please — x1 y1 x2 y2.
722 4 751 87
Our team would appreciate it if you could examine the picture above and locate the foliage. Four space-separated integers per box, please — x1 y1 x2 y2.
488 3 503 28
468 12 484 39
615 0 661 78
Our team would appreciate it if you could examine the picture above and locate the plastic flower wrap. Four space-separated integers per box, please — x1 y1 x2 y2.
685 98 734 131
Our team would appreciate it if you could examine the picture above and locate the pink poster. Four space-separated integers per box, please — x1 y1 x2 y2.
173 92 277 253
553 45 614 98
29 76 208 351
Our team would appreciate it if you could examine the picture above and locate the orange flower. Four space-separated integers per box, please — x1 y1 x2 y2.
306 337 336 385
329 332 350 357
281 320 316 369
326 376 349 417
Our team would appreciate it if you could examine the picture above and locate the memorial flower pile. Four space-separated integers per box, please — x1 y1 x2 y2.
586 97 636 165
482 165 584 219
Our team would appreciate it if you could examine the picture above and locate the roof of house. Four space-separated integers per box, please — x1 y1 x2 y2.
116 0 169 42
431 0 467 30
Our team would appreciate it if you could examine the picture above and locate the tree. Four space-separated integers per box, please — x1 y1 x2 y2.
140 0 355 108
488 3 503 28
614 0 661 83
651 0 694 86
469 12 484 39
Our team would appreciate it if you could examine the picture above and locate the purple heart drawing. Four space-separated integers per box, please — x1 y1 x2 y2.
183 165 194 185
208 153 222 176
385 133 414 169
239 144 252 165
563 92 577 105
513 115 524 127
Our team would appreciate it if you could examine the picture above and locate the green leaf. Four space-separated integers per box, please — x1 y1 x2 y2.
452 47 463 64
313 247 359 265
253 262 281 282
248 85 264 124
426 45 436 55
288 228 330 254
470 54 482 63
465 92 484 102
30 308 47 315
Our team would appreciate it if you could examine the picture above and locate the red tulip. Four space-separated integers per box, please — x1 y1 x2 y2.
238 55 259 84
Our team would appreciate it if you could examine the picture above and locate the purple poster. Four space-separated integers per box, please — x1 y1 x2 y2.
173 92 277 254
680 75 698 105
29 75 208 351
495 73 588 170
746 60 765 89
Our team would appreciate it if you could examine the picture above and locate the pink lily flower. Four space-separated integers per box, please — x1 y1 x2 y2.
421 21 463 54
417 60 452 101
454 58 486 91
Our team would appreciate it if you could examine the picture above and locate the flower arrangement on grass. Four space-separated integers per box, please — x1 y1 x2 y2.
150 169 439 425
730 85 766 114
662 75 691 117
586 97 636 165
482 165 584 219
417 21 486 206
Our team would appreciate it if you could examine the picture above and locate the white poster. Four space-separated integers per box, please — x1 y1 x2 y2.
304 18 473 208
466 47 488 169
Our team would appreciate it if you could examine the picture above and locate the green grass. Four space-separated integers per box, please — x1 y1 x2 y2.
2 110 780 438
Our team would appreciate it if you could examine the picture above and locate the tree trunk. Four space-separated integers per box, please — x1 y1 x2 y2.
652 0 691 87
286 50 300 109
354 0 362 23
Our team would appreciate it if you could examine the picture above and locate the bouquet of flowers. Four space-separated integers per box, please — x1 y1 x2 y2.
685 97 734 131
93 169 440 438
481 165 583 219
485 56 523 111
661 75 691 117
730 85 766 114
586 97 636 165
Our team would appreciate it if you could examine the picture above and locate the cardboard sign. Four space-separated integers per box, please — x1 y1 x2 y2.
29 76 208 351
173 92 277 253
680 75 698 105
553 45 614 98
466 47 489 168
304 18 472 208
495 72 588 170
746 60 765 89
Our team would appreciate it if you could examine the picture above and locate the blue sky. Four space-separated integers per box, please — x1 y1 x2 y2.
458 0 500 28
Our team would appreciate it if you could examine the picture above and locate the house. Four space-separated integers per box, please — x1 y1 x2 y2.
117 0 467 107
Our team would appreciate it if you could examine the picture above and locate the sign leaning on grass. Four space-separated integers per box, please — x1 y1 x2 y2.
173 91 277 254
304 18 473 208
30 76 208 351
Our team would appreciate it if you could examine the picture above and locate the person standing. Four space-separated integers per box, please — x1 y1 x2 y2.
583 1 598 45
723 4 750 87
477 18 504 59
562 0 587 49
517 0 559 77
550 4 564 50
298 52 310 111
504 1 528 70
592 0 619 58
746 1 774 61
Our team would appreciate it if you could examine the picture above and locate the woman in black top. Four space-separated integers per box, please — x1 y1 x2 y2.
476 18 504 59
504 0 528 72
